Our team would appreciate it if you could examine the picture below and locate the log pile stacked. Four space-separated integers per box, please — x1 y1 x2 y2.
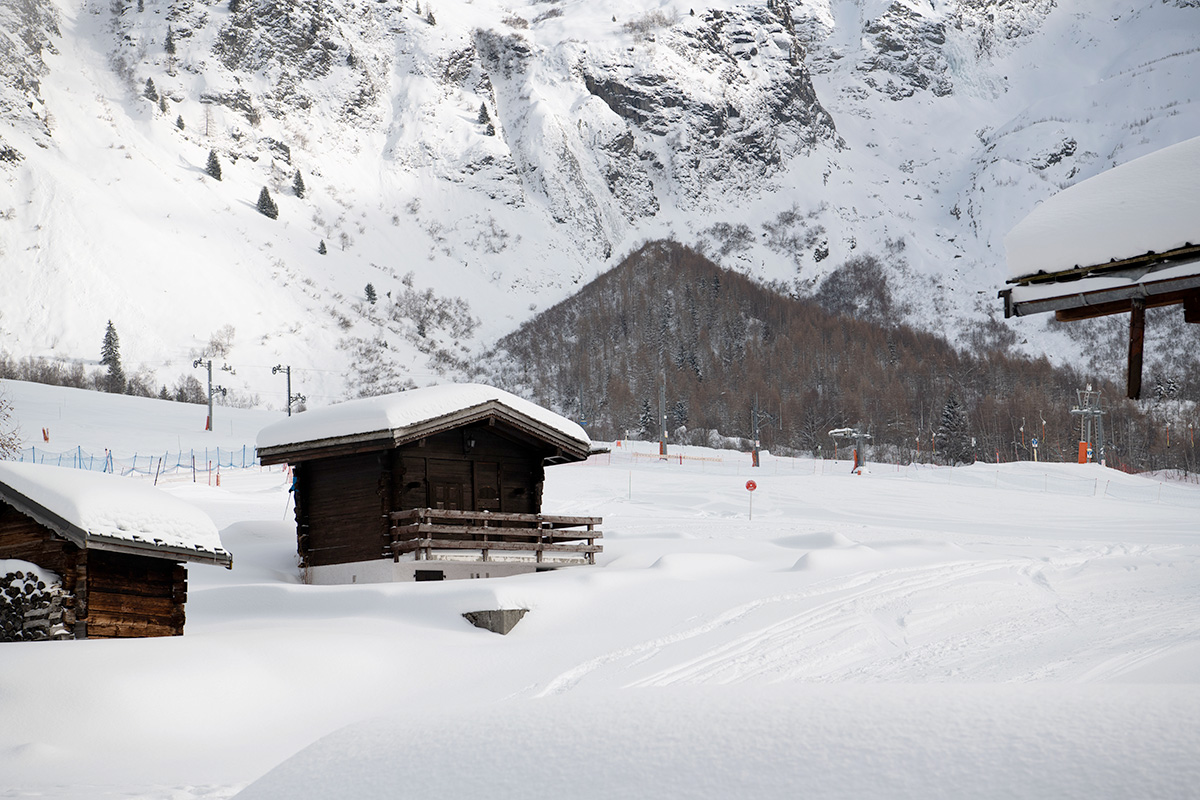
0 569 74 641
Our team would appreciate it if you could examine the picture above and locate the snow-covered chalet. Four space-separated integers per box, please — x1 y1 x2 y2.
0 462 232 640
255 384 602 583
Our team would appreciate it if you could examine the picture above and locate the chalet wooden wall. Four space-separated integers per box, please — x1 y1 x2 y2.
0 501 80 579
388 425 545 516
84 551 186 639
296 451 388 568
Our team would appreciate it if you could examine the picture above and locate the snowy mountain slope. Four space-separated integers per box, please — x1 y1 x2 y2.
1 0 1198 404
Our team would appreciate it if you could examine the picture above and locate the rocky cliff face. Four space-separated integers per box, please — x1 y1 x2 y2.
1 0 1197 402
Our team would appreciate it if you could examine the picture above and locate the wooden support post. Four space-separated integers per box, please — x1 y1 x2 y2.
482 515 490 562
1127 298 1145 400
1185 293 1200 324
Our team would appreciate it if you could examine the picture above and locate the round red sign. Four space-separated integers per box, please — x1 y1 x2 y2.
745 480 757 492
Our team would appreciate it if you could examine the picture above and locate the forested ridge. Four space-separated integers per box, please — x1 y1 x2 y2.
490 241 1198 472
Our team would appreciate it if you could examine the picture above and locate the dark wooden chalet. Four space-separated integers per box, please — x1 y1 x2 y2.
255 384 602 583
0 462 231 639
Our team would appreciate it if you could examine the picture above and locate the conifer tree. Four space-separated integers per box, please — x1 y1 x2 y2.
205 149 222 180
318 239 327 255
478 103 495 136
100 320 126 394
292 170 305 198
159 95 169 114
144 78 158 102
935 395 972 466
176 115 185 130
638 398 654 437
165 26 176 56
365 283 377 304
257 186 278 219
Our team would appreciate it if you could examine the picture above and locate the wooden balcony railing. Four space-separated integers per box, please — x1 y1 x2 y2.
385 508 602 565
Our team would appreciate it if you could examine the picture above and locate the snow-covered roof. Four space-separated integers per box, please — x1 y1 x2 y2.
1005 136 1200 281
256 384 590 462
0 461 231 566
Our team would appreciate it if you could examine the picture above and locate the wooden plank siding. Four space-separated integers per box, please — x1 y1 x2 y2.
387 426 547 521
84 551 187 638
0 501 78 576
295 451 390 568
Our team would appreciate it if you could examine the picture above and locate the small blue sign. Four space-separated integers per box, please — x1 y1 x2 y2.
1031 437 1039 448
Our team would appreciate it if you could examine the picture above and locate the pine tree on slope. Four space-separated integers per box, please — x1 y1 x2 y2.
206 149 222 180
100 320 126 394
257 186 278 219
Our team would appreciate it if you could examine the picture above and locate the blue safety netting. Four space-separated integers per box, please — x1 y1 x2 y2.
15 445 259 476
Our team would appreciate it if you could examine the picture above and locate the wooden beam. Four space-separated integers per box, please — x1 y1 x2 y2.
1185 293 1200 323
390 523 602 542
389 539 602 554
388 509 602 527
1054 288 1194 322
1128 299 1145 400
1011 242 1200 287
1015 273 1200 320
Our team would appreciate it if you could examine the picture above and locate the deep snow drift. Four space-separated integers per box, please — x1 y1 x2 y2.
1 380 1198 798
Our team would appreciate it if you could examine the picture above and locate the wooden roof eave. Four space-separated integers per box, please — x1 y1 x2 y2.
86 533 233 568
1000 270 1200 321
0 485 232 567
257 401 591 465
257 430 395 465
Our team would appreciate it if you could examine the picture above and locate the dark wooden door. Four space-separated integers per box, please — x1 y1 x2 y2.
474 461 500 512
429 459 470 510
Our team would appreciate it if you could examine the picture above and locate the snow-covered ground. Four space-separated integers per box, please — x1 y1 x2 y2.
1 380 1199 798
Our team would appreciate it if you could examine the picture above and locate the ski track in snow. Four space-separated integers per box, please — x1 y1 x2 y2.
536 546 1200 694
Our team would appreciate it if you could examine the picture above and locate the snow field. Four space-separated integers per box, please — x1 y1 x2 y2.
1 382 1199 798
